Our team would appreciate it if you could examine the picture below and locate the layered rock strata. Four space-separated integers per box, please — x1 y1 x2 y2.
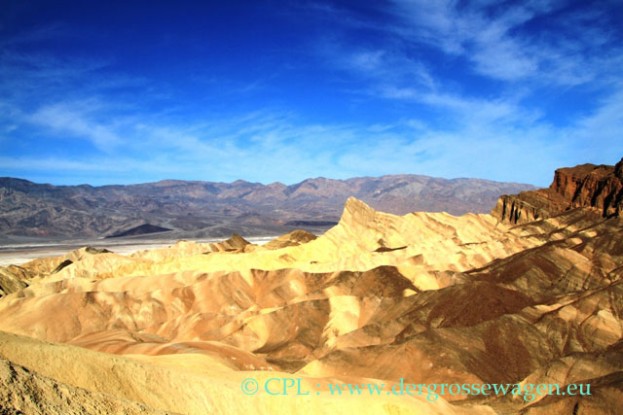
493 158 623 224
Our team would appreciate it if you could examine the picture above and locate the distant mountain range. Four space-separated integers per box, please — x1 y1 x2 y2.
0 175 535 241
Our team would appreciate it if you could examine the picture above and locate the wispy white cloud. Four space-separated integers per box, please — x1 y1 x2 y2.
300 0 621 183
318 38 436 91
0 101 573 187
567 83 623 164
0 93 615 187
28 101 124 152
387 0 620 85
0 156 122 172
0 51 112 104
1 2 620 188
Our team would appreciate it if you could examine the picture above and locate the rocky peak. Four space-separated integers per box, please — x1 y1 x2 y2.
340 197 378 225
222 233 251 249
493 157 623 224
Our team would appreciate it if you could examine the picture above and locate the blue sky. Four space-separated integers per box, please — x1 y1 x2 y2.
1 0 621 186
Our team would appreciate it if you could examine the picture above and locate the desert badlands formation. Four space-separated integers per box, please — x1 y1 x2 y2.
0 159 622 415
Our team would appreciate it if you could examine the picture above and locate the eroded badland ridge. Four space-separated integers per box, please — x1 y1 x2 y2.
0 159 622 414
0 174 533 241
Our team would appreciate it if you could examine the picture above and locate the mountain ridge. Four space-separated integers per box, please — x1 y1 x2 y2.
0 174 534 241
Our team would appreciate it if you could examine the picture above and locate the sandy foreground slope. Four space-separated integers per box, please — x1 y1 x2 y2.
0 184 622 414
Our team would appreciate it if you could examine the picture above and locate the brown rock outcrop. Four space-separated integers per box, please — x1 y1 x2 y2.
493 157 623 224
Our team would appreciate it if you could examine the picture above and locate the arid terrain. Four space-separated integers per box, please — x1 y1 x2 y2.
0 159 621 415
0 175 533 242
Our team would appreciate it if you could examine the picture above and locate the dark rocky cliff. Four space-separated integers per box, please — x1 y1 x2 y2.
493 157 623 224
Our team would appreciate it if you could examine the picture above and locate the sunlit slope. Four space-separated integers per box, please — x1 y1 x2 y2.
1 198 545 288
0 191 621 414
0 331 497 415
